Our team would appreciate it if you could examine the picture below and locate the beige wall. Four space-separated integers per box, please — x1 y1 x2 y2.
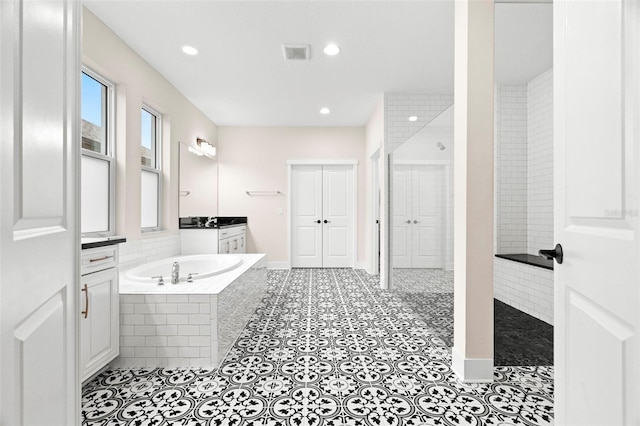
452 0 494 381
82 8 218 240
217 127 366 266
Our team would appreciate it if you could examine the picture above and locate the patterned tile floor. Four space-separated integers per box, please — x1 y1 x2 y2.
83 268 553 426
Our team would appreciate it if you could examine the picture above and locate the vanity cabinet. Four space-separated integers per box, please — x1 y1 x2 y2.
80 245 119 382
219 225 246 254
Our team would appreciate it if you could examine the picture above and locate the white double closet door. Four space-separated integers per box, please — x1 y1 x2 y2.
291 164 355 268
392 165 445 268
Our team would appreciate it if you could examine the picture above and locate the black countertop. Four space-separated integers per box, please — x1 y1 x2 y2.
179 216 247 229
495 253 554 270
81 236 127 250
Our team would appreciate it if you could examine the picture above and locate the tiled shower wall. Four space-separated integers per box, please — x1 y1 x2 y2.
384 93 453 153
494 69 554 324
495 84 528 253
118 234 181 271
527 69 554 255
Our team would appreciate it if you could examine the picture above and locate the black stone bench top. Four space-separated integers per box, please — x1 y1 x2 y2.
495 253 554 271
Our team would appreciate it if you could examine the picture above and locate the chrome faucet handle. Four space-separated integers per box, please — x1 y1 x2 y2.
186 272 199 282
151 275 164 285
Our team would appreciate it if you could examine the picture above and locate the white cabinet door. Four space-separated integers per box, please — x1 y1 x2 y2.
291 164 355 268
0 1 80 423
554 0 640 423
81 268 119 381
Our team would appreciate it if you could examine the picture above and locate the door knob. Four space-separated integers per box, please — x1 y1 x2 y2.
406 220 411 224
316 220 321 224
413 220 420 224
539 244 563 264
324 219 331 224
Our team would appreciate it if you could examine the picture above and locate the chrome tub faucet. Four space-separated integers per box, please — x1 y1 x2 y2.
171 261 180 284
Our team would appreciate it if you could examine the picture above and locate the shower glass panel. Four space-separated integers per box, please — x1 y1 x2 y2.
388 104 454 346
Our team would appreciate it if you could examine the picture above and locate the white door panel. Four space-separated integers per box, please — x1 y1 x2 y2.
291 164 354 268
323 165 353 267
555 0 639 423
413 166 444 268
392 167 412 267
291 166 323 267
392 165 444 268
1 0 80 424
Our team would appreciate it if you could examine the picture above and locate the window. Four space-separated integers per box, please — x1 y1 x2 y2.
140 106 162 231
81 68 114 236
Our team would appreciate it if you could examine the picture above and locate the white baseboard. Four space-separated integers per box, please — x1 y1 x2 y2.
355 261 369 271
267 261 290 269
266 261 373 271
451 347 493 383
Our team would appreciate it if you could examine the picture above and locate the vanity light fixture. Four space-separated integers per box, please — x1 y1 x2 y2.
408 116 418 122
320 107 331 115
323 43 340 56
196 138 216 158
182 45 199 56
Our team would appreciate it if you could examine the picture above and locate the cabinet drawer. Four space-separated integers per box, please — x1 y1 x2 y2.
81 246 118 275
218 225 245 239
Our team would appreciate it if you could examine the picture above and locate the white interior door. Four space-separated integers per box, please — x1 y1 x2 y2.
0 0 80 424
291 165 323 267
322 165 354 267
392 166 412 268
290 163 355 268
392 165 445 268
412 166 444 268
555 0 639 424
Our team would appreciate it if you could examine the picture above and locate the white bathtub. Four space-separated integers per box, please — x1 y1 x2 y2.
124 254 243 283
115 253 267 368
119 253 264 295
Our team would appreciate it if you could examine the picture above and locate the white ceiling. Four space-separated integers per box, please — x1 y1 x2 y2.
84 1 552 127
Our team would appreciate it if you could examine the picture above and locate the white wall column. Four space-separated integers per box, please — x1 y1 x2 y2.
452 0 495 382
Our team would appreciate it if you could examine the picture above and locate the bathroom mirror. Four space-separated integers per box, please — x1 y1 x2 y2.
388 104 455 346
389 105 454 275
179 142 218 217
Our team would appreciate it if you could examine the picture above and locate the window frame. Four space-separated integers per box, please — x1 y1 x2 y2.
140 104 163 232
81 66 116 237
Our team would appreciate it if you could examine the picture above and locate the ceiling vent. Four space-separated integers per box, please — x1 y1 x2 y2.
282 44 310 60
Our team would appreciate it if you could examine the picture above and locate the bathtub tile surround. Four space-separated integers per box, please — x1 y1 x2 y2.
114 254 267 368
83 269 553 425
118 234 180 272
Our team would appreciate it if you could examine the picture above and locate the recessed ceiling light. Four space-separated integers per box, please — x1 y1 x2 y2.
320 107 331 115
323 43 340 56
182 45 199 56
408 116 418 122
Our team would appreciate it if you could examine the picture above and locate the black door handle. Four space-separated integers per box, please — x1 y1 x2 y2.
539 244 563 264
316 220 321 224
324 219 330 224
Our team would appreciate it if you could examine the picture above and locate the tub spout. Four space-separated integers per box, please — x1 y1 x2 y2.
172 261 180 284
